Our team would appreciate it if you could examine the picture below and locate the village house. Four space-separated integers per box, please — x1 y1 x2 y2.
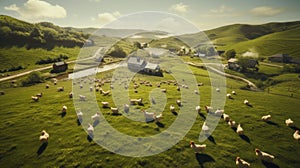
268 54 291 63
52 61 68 73
228 58 240 70
127 57 162 76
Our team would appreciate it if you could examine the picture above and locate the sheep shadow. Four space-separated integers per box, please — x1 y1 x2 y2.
87 135 93 142
231 127 237 132
155 121 165 128
290 126 300 131
198 113 206 119
172 111 178 116
206 134 216 144
111 113 122 116
266 121 279 127
246 104 253 107
60 111 66 118
37 142 48 155
93 120 100 127
77 119 82 126
195 153 215 168
239 134 251 143
262 160 280 168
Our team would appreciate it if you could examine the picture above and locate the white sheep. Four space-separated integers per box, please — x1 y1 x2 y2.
202 122 210 133
215 109 224 116
79 95 86 101
235 157 250 168
101 102 109 108
232 90 236 95
204 106 213 113
154 113 163 122
223 113 230 122
36 92 43 97
228 119 237 128
216 88 220 92
244 99 250 105
176 99 181 106
62 105 67 113
90 86 93 92
45 84 50 89
170 105 175 112
261 114 271 122
39 130 49 143
124 104 129 113
69 92 73 98
31 96 39 102
57 87 64 92
195 106 201 113
91 112 100 121
80 84 83 89
111 107 120 115
87 124 94 137
236 124 244 135
142 110 155 122
285 118 294 127
255 148 275 162
77 111 83 120
161 89 167 93
194 90 199 95
130 98 143 105
190 141 206 153
293 130 300 140
226 93 232 99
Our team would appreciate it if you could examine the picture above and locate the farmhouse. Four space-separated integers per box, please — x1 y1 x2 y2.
228 58 240 70
268 54 291 63
52 61 68 73
127 57 162 76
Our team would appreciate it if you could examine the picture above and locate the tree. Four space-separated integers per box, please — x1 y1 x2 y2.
107 45 127 58
237 56 259 71
225 49 236 60
22 71 44 86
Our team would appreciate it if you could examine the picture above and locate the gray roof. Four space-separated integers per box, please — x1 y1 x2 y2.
53 62 66 66
145 63 159 70
127 57 145 66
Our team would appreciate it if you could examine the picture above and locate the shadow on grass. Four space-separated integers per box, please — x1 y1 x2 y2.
206 135 216 144
239 134 251 143
290 126 300 131
246 104 253 107
198 113 206 119
195 153 215 168
172 111 178 116
77 119 82 126
231 127 237 132
156 121 165 128
60 111 66 118
37 142 48 155
111 113 122 116
266 121 279 127
87 135 93 142
93 120 99 127
262 160 280 168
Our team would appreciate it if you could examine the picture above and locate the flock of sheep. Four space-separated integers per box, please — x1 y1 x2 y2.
31 75 299 167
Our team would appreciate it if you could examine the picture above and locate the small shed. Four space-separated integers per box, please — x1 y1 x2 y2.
228 58 240 70
52 61 68 73
268 54 291 63
127 57 147 71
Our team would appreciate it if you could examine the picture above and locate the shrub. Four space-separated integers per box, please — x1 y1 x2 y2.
22 71 44 86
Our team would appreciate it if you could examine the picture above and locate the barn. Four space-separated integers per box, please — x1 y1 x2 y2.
52 62 68 73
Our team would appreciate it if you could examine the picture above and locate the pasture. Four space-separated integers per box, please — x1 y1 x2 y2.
0 64 299 168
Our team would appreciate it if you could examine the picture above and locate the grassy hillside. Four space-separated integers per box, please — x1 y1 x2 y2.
0 64 299 167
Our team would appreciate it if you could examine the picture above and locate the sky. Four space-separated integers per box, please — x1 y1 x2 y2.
0 0 300 31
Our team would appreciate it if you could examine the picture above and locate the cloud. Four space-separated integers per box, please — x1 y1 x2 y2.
250 6 283 17
210 5 233 14
4 0 66 20
95 11 121 25
171 2 188 13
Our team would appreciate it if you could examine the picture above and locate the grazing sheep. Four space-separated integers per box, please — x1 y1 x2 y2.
204 106 213 113
130 98 143 105
194 90 199 95
177 86 180 91
77 111 83 120
154 113 163 122
216 88 220 92
95 86 100 92
235 157 250 168
202 122 210 133
90 86 93 92
45 84 50 89
176 99 181 106
57 87 64 92
228 119 237 128
91 112 100 121
198 83 204 86
111 107 120 115
214 109 224 116
261 115 271 122
31 96 39 102
244 99 250 105
285 118 294 127
255 148 275 162
79 95 86 101
156 83 161 88
161 89 167 93
110 84 114 89
293 130 300 140
190 141 206 153
226 93 232 99
124 104 129 113
54 81 57 85
236 124 244 135
39 130 49 143
196 106 201 113
87 124 94 137
62 105 67 113
232 90 236 95
69 92 73 98
223 113 230 122
170 105 175 112
142 110 155 122
36 92 43 97
101 102 109 108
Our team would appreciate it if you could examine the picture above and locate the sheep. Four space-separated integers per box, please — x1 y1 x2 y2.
195 106 201 113
31 96 39 102
161 89 167 93
45 84 50 89
226 93 232 99
91 112 100 121
36 92 43 98
110 84 114 89
101 102 109 108
285 118 294 127
80 84 83 89
57 86 64 92
124 104 129 113
170 105 176 112
232 90 236 95
156 83 161 88
235 157 250 168
261 114 271 122
198 83 204 86
177 86 180 91
62 105 67 113
79 95 86 101
142 110 155 122
176 99 181 106
216 88 220 92
154 113 163 122
204 106 213 113
244 99 250 105
111 107 120 115
77 111 83 121
223 113 230 122
255 148 275 162
134 84 139 89
130 98 143 105
69 92 73 98
214 109 224 116
190 141 206 153
100 88 110 96
95 86 100 92
194 90 199 95
202 122 210 134
228 119 237 128
39 130 49 143
87 124 94 138
236 124 244 135
90 86 93 92
293 130 300 140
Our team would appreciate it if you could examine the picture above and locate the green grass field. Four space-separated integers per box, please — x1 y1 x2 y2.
0 63 299 168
